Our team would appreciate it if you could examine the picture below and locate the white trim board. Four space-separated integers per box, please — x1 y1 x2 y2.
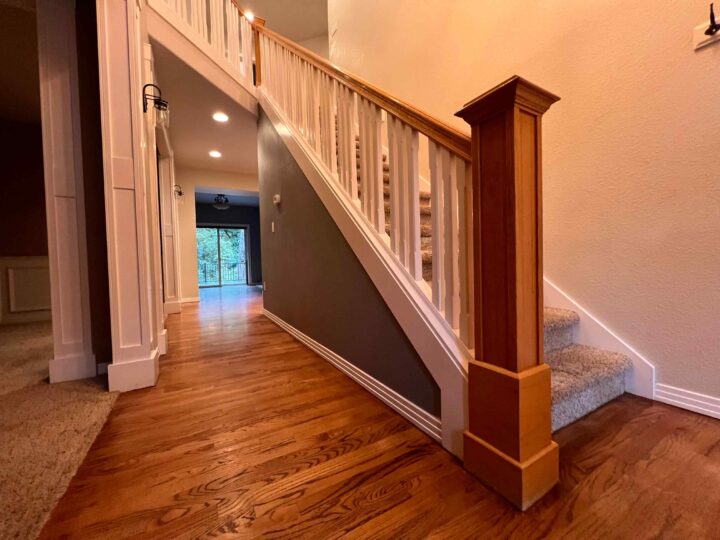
264 309 442 442
181 296 200 303
544 278 655 399
655 384 720 420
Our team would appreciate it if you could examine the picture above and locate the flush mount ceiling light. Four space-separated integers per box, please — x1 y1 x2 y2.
212 111 229 123
209 150 222 158
213 194 230 210
244 11 255 22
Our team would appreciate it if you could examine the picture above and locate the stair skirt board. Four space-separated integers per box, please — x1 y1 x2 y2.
263 309 442 442
544 277 655 399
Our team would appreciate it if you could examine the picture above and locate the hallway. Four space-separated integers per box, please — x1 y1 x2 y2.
41 288 720 538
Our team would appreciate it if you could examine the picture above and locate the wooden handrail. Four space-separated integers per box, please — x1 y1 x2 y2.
253 24 471 161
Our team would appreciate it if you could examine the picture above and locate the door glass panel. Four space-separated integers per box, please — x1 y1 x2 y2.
219 228 247 285
197 227 219 287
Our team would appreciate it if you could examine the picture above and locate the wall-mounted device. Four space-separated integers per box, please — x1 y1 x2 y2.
694 3 720 49
272 194 282 206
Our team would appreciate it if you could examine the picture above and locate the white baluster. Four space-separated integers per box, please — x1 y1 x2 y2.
358 97 368 212
403 123 421 279
443 152 460 329
388 115 401 254
458 159 474 348
368 102 384 233
312 67 321 154
327 77 338 176
429 141 445 310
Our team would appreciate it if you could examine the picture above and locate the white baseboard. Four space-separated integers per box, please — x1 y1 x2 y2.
164 301 182 315
181 296 199 303
49 352 97 383
263 308 442 441
158 329 168 356
108 349 160 392
544 277 655 399
655 384 720 420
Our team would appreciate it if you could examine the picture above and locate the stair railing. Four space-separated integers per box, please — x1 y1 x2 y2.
255 25 476 350
146 0 255 90
157 1 562 508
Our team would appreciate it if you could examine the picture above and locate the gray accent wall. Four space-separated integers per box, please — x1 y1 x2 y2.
257 108 440 416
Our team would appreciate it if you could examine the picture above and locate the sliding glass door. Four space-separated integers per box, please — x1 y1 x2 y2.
196 227 248 287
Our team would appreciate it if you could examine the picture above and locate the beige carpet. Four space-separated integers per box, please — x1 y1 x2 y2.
0 323 117 540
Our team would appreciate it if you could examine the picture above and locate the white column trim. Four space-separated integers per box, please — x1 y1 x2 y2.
97 0 159 391
37 0 96 382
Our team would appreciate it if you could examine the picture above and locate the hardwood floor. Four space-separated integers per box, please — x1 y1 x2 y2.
41 286 720 539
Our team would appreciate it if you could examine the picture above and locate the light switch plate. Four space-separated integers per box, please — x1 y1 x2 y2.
693 22 720 50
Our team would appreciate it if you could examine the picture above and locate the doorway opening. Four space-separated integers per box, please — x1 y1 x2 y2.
196 226 248 287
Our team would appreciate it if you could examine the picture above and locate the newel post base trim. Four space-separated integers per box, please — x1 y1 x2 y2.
464 432 558 511
463 361 558 510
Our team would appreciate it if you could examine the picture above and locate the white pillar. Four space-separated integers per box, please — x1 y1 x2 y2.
37 0 96 382
96 0 164 391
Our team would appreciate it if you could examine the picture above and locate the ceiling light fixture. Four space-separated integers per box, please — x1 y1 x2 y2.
213 194 230 210
212 111 229 123
244 11 255 23
209 150 222 158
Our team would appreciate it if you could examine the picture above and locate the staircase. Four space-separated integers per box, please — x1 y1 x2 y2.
146 0 638 508
355 137 632 431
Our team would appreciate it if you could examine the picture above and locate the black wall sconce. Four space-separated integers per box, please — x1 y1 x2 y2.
143 83 169 113
706 3 720 36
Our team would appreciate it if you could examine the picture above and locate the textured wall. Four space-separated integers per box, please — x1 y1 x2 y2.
258 108 440 414
195 203 262 284
328 0 720 397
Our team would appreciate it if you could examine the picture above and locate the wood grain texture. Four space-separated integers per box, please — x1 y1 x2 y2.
41 287 720 538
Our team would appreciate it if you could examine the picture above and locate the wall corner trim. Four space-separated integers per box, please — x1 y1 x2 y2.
108 349 160 392
543 277 656 399
49 353 97 383
654 384 720 420
263 308 442 442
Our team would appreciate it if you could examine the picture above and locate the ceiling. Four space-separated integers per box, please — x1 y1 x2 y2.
239 0 328 42
152 42 258 174
196 189 259 207
0 3 40 123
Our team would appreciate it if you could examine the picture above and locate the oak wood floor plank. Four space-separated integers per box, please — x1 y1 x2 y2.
39 287 720 539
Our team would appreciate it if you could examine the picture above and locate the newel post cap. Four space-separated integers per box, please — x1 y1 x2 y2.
455 76 560 124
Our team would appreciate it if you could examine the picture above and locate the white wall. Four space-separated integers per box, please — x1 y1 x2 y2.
328 0 720 398
175 166 258 300
298 34 329 58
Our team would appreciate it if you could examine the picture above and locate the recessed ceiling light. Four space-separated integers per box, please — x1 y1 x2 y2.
212 111 229 123
209 150 222 158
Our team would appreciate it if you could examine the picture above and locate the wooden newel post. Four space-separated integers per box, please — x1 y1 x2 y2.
455 76 560 510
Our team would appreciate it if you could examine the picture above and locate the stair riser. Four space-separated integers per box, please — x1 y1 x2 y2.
544 324 575 354
552 372 625 431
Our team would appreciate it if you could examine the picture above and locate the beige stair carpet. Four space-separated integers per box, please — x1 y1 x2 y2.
0 323 117 540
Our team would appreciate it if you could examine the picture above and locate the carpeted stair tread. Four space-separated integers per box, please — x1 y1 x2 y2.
548 344 632 431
